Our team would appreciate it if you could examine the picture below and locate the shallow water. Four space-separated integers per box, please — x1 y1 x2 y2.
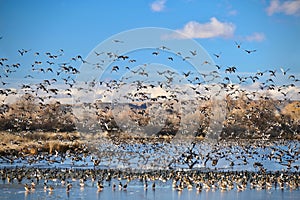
1 139 300 199
0 183 299 200
1 139 299 172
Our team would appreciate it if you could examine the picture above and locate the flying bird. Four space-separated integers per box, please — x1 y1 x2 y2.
280 67 290 75
94 51 104 56
244 49 257 54
235 41 242 48
113 39 124 43
183 71 192 78
190 50 197 56
111 65 119 72
225 66 237 73
159 45 170 50
213 52 222 58
269 70 276 77
118 55 129 60
168 57 173 61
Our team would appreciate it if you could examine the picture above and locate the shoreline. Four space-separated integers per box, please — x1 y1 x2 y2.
1 130 300 156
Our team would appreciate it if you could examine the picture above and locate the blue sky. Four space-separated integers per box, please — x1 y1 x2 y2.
0 0 300 80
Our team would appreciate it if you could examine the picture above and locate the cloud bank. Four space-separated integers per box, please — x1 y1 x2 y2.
266 0 300 16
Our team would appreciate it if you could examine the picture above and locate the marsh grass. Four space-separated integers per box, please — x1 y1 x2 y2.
0 131 84 155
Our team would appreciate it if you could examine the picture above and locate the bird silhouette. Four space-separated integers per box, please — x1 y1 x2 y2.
244 49 257 54
235 41 242 48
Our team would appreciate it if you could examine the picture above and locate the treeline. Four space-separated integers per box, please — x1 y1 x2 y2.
0 93 299 139
0 94 75 132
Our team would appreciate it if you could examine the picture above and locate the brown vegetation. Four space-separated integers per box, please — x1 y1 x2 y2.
0 131 84 156
0 94 299 144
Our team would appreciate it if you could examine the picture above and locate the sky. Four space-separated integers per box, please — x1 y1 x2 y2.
0 0 299 71
0 0 300 102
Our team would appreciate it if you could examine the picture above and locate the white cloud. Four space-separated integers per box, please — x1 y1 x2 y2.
244 32 266 42
150 0 166 12
171 17 236 39
266 0 300 16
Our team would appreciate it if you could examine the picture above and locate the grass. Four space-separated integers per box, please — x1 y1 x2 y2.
0 131 84 156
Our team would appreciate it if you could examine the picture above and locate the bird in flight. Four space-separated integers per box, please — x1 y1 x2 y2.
94 51 104 56
111 65 119 72
159 46 170 50
280 67 290 75
235 41 242 48
117 55 129 60
113 39 124 43
269 70 276 77
183 71 192 78
202 60 211 65
190 50 197 56
244 49 257 54
213 52 222 58
18 49 31 56
168 57 173 61
225 66 237 73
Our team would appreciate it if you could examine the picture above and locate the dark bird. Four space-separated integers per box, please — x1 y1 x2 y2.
46 68 53 72
46 61 55 65
215 65 221 69
111 66 119 72
71 67 80 74
225 66 237 73
256 70 267 76
152 51 159 55
183 71 192 78
18 49 31 56
280 67 290 75
212 159 218 166
49 88 58 95
112 183 116 191
244 49 257 54
113 39 124 43
66 182 72 192
18 50 24 56
288 75 295 80
235 41 242 48
118 55 129 60
24 75 34 78
94 51 104 56
269 70 276 77
213 52 222 58
183 56 191 61
97 180 104 191
123 182 128 191
190 50 197 56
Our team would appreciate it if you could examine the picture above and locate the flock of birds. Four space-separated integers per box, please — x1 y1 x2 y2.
0 37 299 136
1 166 300 195
0 36 300 195
1 138 300 194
